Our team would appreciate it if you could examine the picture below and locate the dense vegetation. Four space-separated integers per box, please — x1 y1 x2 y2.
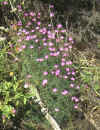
0 0 100 130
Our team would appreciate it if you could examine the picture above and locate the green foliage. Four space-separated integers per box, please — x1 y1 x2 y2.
0 77 34 122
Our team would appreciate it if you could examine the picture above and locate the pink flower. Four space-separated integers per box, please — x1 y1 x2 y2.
35 39 39 43
61 62 65 66
48 42 53 46
50 12 54 17
24 13 28 16
69 37 73 41
64 48 68 51
17 21 22 26
37 21 41 25
49 5 54 8
31 29 35 32
59 48 64 51
57 24 62 29
76 86 80 89
72 71 75 75
3 1 8 5
21 45 26 49
55 69 60 76
29 12 35 16
61 29 66 33
39 58 44 62
69 45 72 49
74 104 78 109
43 71 48 75
67 72 71 75
63 75 68 79
25 36 31 41
61 90 68 95
30 45 34 48
61 58 65 61
51 71 55 75
24 83 29 88
66 68 70 72
70 83 74 88
53 88 57 92
11 108 16 114
45 55 49 59
75 98 79 102
42 79 48 86
55 108 59 112
32 18 36 21
54 64 59 68
70 77 75 81
43 42 47 46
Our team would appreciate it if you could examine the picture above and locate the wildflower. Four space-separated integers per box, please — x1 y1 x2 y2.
45 55 48 59
17 21 22 26
70 83 74 88
21 45 26 49
42 38 46 41
17 5 21 9
66 68 70 72
48 24 52 27
48 42 53 47
74 104 78 109
24 13 28 16
42 79 48 86
57 24 62 29
49 5 54 8
64 48 68 52
38 12 41 16
39 58 44 62
63 53 68 57
25 36 31 41
72 71 75 75
54 64 59 68
31 29 35 32
75 98 79 102
76 86 80 89
24 83 29 88
63 75 68 79
60 36 64 39
51 71 55 75
61 29 66 33
55 69 60 76
32 18 36 21
69 45 72 49
35 39 39 43
67 72 71 75
37 21 41 25
55 108 59 112
61 62 65 66
61 58 65 61
3 1 8 5
30 45 34 48
59 47 64 51
50 12 54 17
61 90 68 95
43 71 48 75
70 77 75 81
29 12 35 16
11 108 16 114
27 21 32 26
53 88 58 92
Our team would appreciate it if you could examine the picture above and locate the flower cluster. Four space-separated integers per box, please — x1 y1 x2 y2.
11 3 80 114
